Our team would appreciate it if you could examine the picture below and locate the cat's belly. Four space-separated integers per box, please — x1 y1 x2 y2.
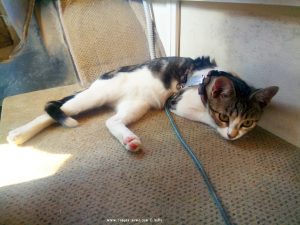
141 88 172 109
145 79 178 109
125 71 175 109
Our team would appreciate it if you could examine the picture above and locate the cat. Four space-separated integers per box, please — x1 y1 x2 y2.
168 68 278 140
6 56 278 152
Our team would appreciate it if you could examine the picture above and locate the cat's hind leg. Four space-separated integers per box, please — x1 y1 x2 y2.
7 81 116 145
57 80 120 127
7 114 55 145
106 100 150 152
7 92 79 145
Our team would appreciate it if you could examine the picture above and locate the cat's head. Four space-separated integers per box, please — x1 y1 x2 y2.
204 70 279 140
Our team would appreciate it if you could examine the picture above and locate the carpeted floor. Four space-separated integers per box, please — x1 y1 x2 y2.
58 0 164 87
0 0 299 224
0 84 299 225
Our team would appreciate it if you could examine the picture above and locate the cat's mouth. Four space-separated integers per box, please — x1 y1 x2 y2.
217 127 245 141
225 134 241 141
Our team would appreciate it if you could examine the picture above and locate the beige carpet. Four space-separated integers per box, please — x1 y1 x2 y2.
0 0 299 224
0 85 223 225
58 0 165 87
0 84 299 225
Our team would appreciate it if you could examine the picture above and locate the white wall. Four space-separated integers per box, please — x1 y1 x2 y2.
180 2 300 147
152 0 179 56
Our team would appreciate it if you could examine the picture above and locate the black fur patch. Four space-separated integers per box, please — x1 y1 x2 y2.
209 70 252 98
100 65 142 80
100 56 217 90
167 88 186 110
101 70 117 80
45 94 75 124
193 56 217 70
147 58 167 73
146 57 194 89
118 65 141 73
149 56 217 89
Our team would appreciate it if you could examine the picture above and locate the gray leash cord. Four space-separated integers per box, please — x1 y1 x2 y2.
164 101 232 225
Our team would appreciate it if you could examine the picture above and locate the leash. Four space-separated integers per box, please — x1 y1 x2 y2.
164 101 232 225
143 3 231 221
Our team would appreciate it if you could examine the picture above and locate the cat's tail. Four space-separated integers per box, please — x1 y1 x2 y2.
44 94 79 128
6 94 78 145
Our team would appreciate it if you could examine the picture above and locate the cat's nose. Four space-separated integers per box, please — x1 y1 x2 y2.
227 131 238 139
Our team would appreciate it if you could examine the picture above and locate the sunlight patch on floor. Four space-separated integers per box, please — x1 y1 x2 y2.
0 144 71 188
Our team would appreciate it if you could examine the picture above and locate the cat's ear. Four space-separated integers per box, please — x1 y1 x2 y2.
251 86 279 108
211 76 235 99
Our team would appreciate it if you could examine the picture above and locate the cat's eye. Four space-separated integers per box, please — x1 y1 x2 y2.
218 114 229 122
242 120 254 128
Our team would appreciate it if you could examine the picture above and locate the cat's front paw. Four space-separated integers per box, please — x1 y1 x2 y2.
7 128 27 145
123 136 142 152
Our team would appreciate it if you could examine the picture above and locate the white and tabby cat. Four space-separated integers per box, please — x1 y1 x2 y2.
7 57 278 152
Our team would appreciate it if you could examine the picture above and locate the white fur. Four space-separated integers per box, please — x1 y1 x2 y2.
7 67 177 151
7 64 259 148
171 87 216 128
217 122 255 140
7 114 54 145
63 117 79 128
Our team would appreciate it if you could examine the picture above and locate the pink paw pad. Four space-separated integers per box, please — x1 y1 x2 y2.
123 136 135 145
123 136 141 152
129 143 138 150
